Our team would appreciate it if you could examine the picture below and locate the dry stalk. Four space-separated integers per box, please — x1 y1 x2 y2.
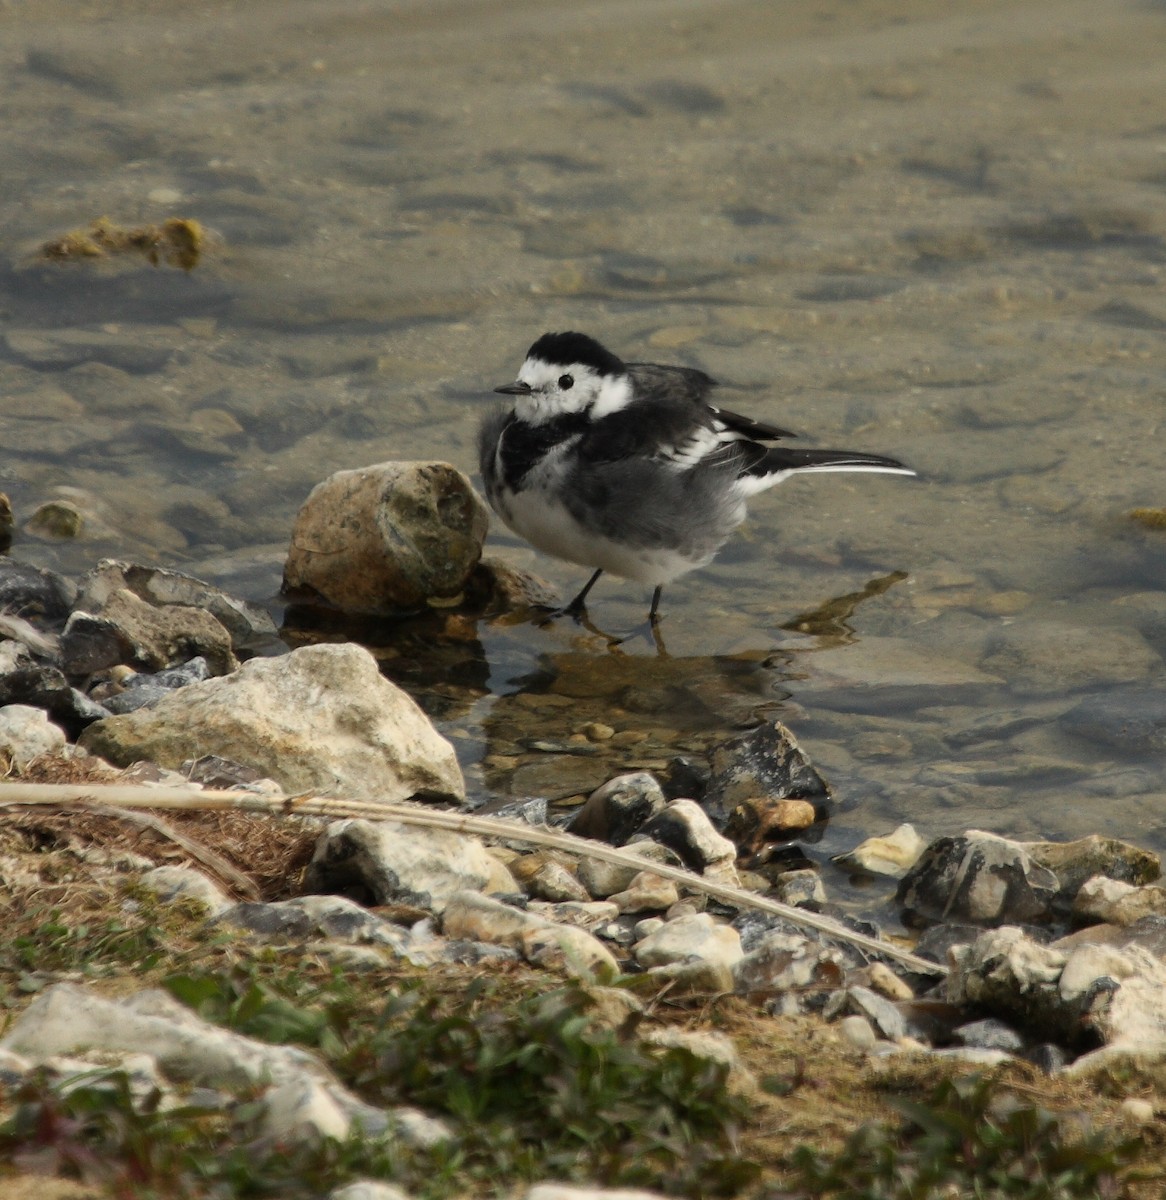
0 782 946 977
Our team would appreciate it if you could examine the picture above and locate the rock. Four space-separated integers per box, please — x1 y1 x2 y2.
79 643 465 803
725 797 819 854
441 891 546 945
0 982 447 1145
637 798 736 872
329 1183 414 1200
896 830 1059 926
953 1018 1025 1053
1074 876 1166 926
608 871 681 914
980 619 1160 695
641 1027 756 1095
577 840 682 899
101 656 212 714
26 499 84 539
519 859 591 904
261 1075 351 1141
834 824 927 878
216 897 416 957
75 560 278 653
567 772 666 845
525 1186 669 1200
1061 688 1166 754
1022 834 1160 900
633 912 743 973
0 703 65 767
520 923 619 978
0 493 11 551
283 461 488 615
773 869 827 909
838 1015 878 1050
843 986 907 1041
639 957 736 997
0 559 75 620
304 819 508 914
441 891 616 978
702 720 829 830
864 962 915 1002
947 927 1072 1041
140 865 233 917
1120 1098 1156 1125
527 900 620 931
469 556 560 615
947 924 1166 1063
62 588 238 676
733 931 847 996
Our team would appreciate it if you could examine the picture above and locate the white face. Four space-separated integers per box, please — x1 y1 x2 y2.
511 356 632 423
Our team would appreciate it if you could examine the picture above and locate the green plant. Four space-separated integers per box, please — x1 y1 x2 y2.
779 1073 1143 1200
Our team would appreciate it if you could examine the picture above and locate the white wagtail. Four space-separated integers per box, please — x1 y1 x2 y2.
479 331 915 625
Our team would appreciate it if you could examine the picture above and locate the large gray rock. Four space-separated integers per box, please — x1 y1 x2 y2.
0 982 450 1145
73 560 278 653
0 703 65 767
62 590 237 676
79 642 464 804
304 819 511 913
896 830 1059 926
283 461 488 615
947 925 1166 1066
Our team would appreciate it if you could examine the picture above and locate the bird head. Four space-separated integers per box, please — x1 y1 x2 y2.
494 331 632 422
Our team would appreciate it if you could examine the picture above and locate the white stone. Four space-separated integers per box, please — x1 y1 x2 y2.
838 1015 877 1050
834 824 926 878
1058 943 1141 1003
441 891 617 979
0 704 65 767
1073 875 1166 926
329 1183 415 1200
81 643 464 803
608 871 680 914
140 864 233 916
261 1076 351 1141
307 819 504 914
633 912 742 973
0 982 422 1138
526 1187 668 1200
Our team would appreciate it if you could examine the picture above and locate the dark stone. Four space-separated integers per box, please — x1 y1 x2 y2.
659 755 710 801
897 832 1059 927
0 661 109 736
911 922 981 964
567 772 665 845
0 561 75 622
60 612 131 676
702 720 830 831
182 753 266 789
1026 1043 1072 1074
103 656 211 714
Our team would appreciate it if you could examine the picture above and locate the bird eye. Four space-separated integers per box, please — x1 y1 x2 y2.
558 374 574 390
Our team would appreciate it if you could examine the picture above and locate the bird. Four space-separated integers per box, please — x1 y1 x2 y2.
478 331 915 627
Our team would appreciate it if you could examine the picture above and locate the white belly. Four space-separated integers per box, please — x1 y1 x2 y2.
495 485 706 585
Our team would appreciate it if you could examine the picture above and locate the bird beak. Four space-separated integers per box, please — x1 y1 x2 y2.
494 381 532 396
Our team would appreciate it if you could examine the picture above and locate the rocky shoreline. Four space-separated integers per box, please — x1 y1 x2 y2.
1 463 1164 1197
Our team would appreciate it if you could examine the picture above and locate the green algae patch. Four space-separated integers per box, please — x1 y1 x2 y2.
38 216 205 270
1128 508 1166 531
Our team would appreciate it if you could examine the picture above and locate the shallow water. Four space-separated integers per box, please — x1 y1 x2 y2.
2 1 1164 877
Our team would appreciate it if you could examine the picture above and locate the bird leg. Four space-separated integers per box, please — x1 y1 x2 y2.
537 568 604 625
648 585 664 625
